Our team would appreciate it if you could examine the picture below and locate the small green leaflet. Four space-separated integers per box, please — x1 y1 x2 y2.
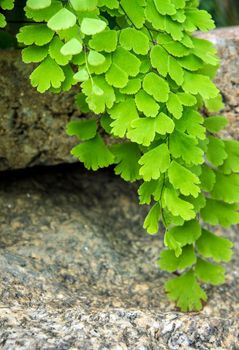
135 90 159 117
139 144 170 181
211 172 239 204
71 134 114 170
89 30 118 53
169 130 204 165
81 18 106 35
49 36 72 65
61 38 83 56
201 198 239 228
159 245 196 272
220 140 239 174
165 220 201 256
82 76 115 114
195 258 225 286
206 136 227 167
120 0 145 28
143 203 161 234
66 119 97 141
22 45 48 63
110 98 139 137
166 92 183 119
165 271 207 312
27 0 51 10
143 72 169 103
48 8 76 31
168 161 200 198
196 229 233 262
200 165 216 192
183 71 219 100
17 24 54 46
30 56 65 92
111 143 141 182
163 186 195 221
138 179 164 205
119 28 150 55
204 116 228 133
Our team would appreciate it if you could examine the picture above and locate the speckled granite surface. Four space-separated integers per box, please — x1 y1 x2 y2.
0 166 238 349
1 27 239 170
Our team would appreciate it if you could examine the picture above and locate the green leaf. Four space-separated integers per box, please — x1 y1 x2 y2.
120 79 141 95
135 90 159 117
169 130 204 165
201 199 239 228
175 109 205 140
70 0 97 11
89 30 118 53
109 98 139 137
185 9 215 32
17 24 54 46
168 161 200 198
204 116 228 133
211 172 239 204
221 140 239 174
82 76 115 113
195 258 225 286
30 56 65 93
127 118 157 147
48 8 76 31
49 36 72 65
120 0 145 28
163 186 195 221
139 144 170 181
206 136 227 167
165 271 207 312
0 13 6 28
200 165 216 192
81 18 106 35
71 134 114 170
196 229 233 262
22 45 48 63
25 1 63 22
153 0 176 15
159 245 196 272
119 28 149 55
61 38 82 56
165 220 201 256
66 119 97 141
111 143 141 182
166 92 183 119
183 71 219 100
157 33 188 57
138 179 164 205
155 113 175 135
143 72 169 103
73 68 89 82
88 50 105 66
143 203 161 234
105 63 128 88
27 0 51 10
113 47 141 77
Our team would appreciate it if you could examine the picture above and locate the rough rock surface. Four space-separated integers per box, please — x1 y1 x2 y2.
0 166 238 349
1 27 239 170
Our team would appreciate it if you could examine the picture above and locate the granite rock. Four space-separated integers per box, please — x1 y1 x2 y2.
0 166 238 349
1 27 239 170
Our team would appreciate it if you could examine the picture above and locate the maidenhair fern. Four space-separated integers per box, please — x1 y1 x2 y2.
1 0 238 312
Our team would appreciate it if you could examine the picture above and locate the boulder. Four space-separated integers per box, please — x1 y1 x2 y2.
0 167 238 349
0 27 239 170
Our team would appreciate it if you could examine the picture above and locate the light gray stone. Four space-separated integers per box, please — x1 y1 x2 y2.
0 167 238 349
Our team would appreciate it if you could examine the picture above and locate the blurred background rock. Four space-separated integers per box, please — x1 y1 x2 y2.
200 0 239 27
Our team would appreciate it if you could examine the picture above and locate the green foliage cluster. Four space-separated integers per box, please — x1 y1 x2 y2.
1 0 239 312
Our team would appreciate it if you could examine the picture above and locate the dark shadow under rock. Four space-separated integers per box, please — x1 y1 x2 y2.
0 166 238 349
